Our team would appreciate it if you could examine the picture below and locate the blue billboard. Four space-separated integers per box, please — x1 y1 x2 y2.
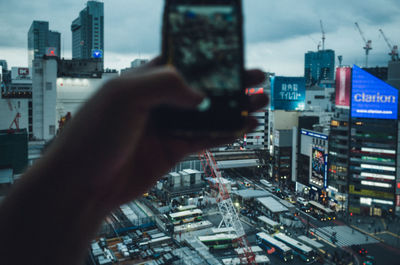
351 65 398 119
271 76 306 110
91 49 103 59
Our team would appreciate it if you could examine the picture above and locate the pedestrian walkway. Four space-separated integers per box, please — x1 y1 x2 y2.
312 225 378 247
343 215 400 249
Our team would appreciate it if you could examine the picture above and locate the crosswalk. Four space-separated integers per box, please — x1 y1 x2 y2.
311 225 378 247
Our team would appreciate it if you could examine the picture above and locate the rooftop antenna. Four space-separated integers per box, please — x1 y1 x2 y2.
338 55 343 67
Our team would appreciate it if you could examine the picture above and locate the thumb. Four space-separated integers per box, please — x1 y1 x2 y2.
117 66 205 109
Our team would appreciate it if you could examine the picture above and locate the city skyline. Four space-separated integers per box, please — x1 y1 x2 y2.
0 0 399 74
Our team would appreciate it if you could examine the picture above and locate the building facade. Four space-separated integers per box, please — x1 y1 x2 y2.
347 66 398 217
305 50 335 86
32 58 58 141
71 1 104 66
28 21 60 67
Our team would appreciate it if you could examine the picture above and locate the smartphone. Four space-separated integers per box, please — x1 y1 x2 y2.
153 0 248 135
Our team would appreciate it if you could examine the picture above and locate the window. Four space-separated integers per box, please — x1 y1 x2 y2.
314 95 325 99
46 82 52 90
49 125 55 136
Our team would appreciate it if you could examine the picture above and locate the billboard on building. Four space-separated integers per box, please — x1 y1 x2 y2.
310 147 326 188
246 87 264 95
351 65 398 119
46 47 58 57
11 67 32 84
335 67 351 108
271 76 305 110
92 49 103 59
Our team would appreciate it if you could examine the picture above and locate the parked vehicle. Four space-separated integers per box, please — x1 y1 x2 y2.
296 197 308 206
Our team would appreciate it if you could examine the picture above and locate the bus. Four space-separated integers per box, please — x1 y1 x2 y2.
176 204 197 212
212 227 235 234
308 201 336 221
168 209 203 225
198 233 238 250
222 255 270 265
257 215 281 233
274 233 315 263
256 232 293 262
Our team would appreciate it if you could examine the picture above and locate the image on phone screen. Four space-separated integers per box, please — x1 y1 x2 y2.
167 4 241 96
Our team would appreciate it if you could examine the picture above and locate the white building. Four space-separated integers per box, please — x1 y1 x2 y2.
30 57 118 141
56 72 117 125
32 58 57 141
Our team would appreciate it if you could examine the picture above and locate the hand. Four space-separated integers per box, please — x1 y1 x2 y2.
42 58 268 211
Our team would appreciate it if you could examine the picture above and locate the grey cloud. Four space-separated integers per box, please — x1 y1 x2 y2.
1 0 399 71
244 0 400 44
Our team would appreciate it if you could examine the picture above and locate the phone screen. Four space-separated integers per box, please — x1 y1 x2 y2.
166 3 242 96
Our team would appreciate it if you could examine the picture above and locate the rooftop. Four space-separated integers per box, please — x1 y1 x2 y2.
257 196 289 213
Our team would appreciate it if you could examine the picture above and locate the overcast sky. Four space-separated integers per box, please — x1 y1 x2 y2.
1 0 399 75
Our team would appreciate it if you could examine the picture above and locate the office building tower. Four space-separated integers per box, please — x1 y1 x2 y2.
347 66 398 217
0 60 8 71
71 1 104 64
305 50 335 86
28 21 61 67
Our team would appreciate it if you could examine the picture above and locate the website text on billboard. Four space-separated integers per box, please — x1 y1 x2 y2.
335 67 351 108
351 65 398 120
271 76 305 111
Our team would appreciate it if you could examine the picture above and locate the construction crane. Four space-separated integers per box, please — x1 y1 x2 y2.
320 20 326 51
7 99 21 134
8 113 21 133
199 150 257 264
58 112 72 134
379 29 399 61
308 35 321 51
355 22 372 67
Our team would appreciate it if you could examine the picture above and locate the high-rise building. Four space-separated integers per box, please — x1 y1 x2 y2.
304 50 335 86
347 66 398 217
71 1 104 65
0 60 8 71
28 21 61 67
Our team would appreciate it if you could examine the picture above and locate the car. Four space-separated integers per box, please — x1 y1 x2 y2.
300 205 311 213
351 245 368 256
296 197 308 206
285 195 296 204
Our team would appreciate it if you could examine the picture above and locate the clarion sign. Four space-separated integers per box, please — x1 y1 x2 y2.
353 92 396 103
351 65 398 120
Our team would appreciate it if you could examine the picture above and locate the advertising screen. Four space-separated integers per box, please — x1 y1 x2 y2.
310 147 325 188
271 76 305 110
335 67 351 108
351 65 398 119
245 87 264 95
